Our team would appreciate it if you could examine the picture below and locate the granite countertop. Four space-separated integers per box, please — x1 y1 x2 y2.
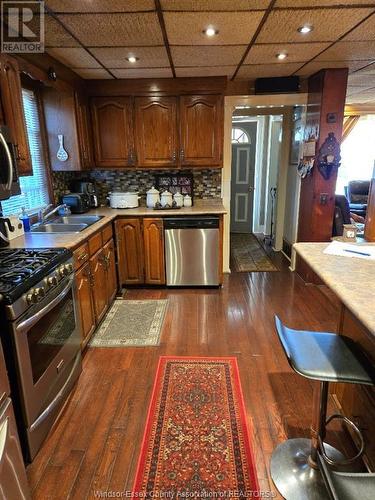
8 199 227 251
294 242 375 335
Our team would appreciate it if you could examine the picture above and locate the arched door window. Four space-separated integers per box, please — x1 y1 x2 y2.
231 127 251 144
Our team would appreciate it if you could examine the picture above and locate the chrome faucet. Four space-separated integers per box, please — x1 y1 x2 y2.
38 204 70 223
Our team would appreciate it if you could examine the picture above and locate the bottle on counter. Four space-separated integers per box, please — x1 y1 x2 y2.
20 207 30 232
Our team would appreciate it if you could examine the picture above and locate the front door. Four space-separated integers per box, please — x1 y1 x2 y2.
230 123 257 233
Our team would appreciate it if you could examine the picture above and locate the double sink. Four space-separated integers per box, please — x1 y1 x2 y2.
31 215 104 233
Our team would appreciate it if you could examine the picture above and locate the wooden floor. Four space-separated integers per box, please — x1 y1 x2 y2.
28 256 345 499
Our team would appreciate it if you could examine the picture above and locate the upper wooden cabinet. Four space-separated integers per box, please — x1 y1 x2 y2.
0 54 32 175
180 95 223 167
90 97 134 168
43 87 93 171
134 96 178 168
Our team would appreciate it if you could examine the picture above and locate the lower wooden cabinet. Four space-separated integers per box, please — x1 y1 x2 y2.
75 262 96 344
74 225 118 348
115 217 165 286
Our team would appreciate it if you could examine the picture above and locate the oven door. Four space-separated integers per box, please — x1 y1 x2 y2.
11 273 81 455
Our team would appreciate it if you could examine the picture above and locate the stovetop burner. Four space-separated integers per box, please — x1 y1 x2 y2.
0 248 72 304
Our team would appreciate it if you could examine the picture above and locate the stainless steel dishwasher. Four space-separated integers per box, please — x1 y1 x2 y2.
164 217 220 286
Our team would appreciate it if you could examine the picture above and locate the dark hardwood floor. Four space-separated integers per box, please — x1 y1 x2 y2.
28 258 345 499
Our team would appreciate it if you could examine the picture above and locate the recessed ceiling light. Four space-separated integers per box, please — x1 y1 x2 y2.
203 27 218 37
276 52 288 60
298 25 313 34
126 56 139 63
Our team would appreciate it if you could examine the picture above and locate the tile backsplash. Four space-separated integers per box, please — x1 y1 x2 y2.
52 169 222 206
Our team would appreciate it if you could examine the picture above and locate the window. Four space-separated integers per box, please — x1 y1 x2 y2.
231 127 250 144
336 115 375 195
1 88 50 215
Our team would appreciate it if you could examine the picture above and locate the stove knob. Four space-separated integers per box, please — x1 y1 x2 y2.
58 265 66 277
34 287 45 300
48 275 58 287
64 263 73 273
26 290 38 305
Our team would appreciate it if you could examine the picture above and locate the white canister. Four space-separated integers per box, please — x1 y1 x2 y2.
146 186 160 208
173 192 184 207
160 190 173 207
183 194 192 207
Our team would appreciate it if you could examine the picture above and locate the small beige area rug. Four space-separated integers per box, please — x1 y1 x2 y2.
231 233 278 272
89 299 168 347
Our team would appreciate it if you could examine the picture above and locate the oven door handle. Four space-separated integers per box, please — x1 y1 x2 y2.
0 132 14 190
16 275 74 333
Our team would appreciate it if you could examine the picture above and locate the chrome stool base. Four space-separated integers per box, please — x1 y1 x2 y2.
270 438 345 500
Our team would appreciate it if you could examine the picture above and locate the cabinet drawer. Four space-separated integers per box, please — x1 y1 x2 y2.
88 231 102 256
102 223 113 244
73 242 89 270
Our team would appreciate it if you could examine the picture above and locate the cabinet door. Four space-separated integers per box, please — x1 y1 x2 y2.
75 262 96 346
115 218 144 285
90 249 108 322
180 95 223 167
134 96 178 167
75 93 93 169
0 55 32 175
143 218 165 285
91 97 133 167
103 238 118 303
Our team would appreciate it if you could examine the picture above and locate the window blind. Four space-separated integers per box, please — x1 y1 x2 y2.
1 88 50 216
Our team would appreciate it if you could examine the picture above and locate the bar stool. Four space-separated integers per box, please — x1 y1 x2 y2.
318 451 375 500
270 315 375 500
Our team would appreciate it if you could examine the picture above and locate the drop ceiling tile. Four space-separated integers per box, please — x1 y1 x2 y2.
73 68 113 79
315 41 375 61
275 1 374 6
172 46 245 67
46 47 102 68
57 13 163 46
164 11 265 45
354 62 375 74
90 47 170 68
175 66 236 77
296 60 373 76
346 86 367 97
110 68 173 79
45 1 155 12
38 14 79 47
348 73 375 87
237 62 302 79
257 8 374 43
245 42 330 64
344 12 375 41
160 0 271 10
346 88 375 103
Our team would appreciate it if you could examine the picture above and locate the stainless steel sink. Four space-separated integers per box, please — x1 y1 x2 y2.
31 223 88 233
52 215 104 225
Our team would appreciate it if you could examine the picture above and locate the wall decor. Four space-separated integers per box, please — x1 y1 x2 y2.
317 132 341 180
155 173 194 204
56 135 68 162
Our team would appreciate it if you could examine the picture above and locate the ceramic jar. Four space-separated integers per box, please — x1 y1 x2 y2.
183 194 192 207
146 186 160 208
160 190 173 207
173 192 184 207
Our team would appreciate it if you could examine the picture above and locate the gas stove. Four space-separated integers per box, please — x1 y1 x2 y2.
0 247 73 319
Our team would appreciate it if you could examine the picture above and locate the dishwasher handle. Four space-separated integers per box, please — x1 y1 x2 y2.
164 217 219 229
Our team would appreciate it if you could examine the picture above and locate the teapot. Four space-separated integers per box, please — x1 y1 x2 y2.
146 186 160 208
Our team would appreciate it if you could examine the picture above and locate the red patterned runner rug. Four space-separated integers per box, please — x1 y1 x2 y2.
133 356 259 497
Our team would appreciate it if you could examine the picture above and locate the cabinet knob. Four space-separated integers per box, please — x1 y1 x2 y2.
180 148 185 161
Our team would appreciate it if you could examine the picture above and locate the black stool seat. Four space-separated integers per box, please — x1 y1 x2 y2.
318 452 375 500
275 316 375 385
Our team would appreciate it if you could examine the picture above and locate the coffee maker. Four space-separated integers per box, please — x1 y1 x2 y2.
71 180 98 208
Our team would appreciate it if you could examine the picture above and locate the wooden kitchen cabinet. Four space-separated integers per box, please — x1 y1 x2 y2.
103 238 117 303
90 249 108 323
0 54 32 175
180 95 223 167
143 218 165 285
75 262 96 345
134 96 178 167
115 218 144 284
90 96 134 167
75 92 94 169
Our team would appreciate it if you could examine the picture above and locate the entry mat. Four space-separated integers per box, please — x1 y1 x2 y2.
231 233 278 272
89 299 168 347
133 356 259 496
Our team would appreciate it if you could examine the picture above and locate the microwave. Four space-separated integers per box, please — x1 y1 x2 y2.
0 125 21 201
